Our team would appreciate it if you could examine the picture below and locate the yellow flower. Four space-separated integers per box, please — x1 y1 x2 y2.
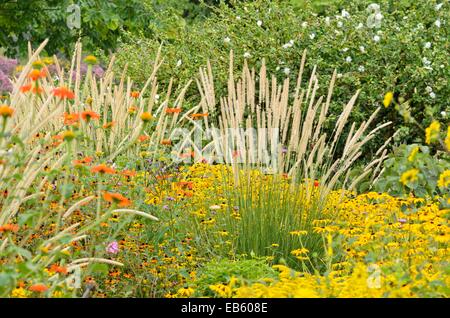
445 126 450 151
0 105 14 118
11 287 28 298
291 248 309 256
32 60 45 70
437 170 450 188
84 55 98 65
289 230 308 236
425 121 440 144
176 286 194 297
383 92 394 108
400 169 419 186
407 146 419 162
62 130 75 142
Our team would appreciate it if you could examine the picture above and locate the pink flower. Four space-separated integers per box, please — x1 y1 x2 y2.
106 241 119 254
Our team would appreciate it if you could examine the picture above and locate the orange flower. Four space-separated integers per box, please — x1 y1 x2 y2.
314 180 319 187
138 135 150 142
190 113 208 119
91 164 116 174
81 110 100 121
165 108 182 114
28 69 46 81
53 87 75 100
140 112 153 122
49 264 68 275
29 284 48 293
161 139 172 146
0 224 19 233
177 181 193 190
103 192 131 207
121 170 137 178
73 156 93 167
179 151 195 158
20 84 43 94
130 91 140 98
102 121 115 129
128 106 137 114
63 112 80 126
0 105 14 118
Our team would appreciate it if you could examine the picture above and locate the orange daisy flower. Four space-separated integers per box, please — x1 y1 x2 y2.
121 170 137 178
138 135 150 142
29 284 48 293
102 121 115 129
49 264 68 275
165 108 182 114
53 87 75 100
130 91 140 98
28 69 46 81
20 84 43 94
103 192 132 207
63 112 80 126
0 224 19 233
81 110 100 121
190 113 208 119
0 105 14 118
161 139 172 146
91 164 116 174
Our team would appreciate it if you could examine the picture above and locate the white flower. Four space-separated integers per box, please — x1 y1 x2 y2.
424 42 431 49
257 20 263 27
301 21 308 28
154 94 160 100
224 37 231 43
422 57 431 66
276 66 280 71
289 39 294 45
176 59 182 67
341 9 350 18
441 111 447 117
435 19 441 28
435 3 444 11
429 92 436 99
283 67 290 75
367 3 380 12
236 16 241 20
425 86 433 93
356 23 364 30
282 40 294 49
337 73 343 79
337 21 343 28
243 52 251 58
373 35 380 42
325 17 331 25
309 33 316 40
358 65 365 72
209 205 221 210
345 56 352 63
359 45 366 53
375 13 383 21
342 47 349 52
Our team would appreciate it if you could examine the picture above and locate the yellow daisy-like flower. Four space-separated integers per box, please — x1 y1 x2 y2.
400 169 419 186
407 146 419 162
437 170 450 188
383 91 394 108
425 121 440 144
84 55 98 65
445 126 450 151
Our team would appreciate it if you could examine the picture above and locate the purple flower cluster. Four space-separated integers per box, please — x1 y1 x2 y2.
0 57 17 93
70 63 105 81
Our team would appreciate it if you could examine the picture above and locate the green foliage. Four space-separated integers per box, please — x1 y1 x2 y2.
192 257 277 296
375 143 450 200
115 0 449 156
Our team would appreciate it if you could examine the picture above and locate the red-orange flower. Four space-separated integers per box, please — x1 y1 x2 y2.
103 192 131 207
130 91 140 98
102 121 115 129
53 87 75 100
314 180 319 187
177 181 193 190
121 170 137 178
165 108 182 114
20 84 43 94
28 69 46 81
91 164 116 174
138 135 150 142
190 113 208 119
49 264 68 275
0 224 19 233
161 139 172 146
29 284 48 293
73 156 93 167
63 112 80 126
81 110 100 121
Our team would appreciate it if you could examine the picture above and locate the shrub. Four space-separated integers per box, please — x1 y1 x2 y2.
114 0 449 156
